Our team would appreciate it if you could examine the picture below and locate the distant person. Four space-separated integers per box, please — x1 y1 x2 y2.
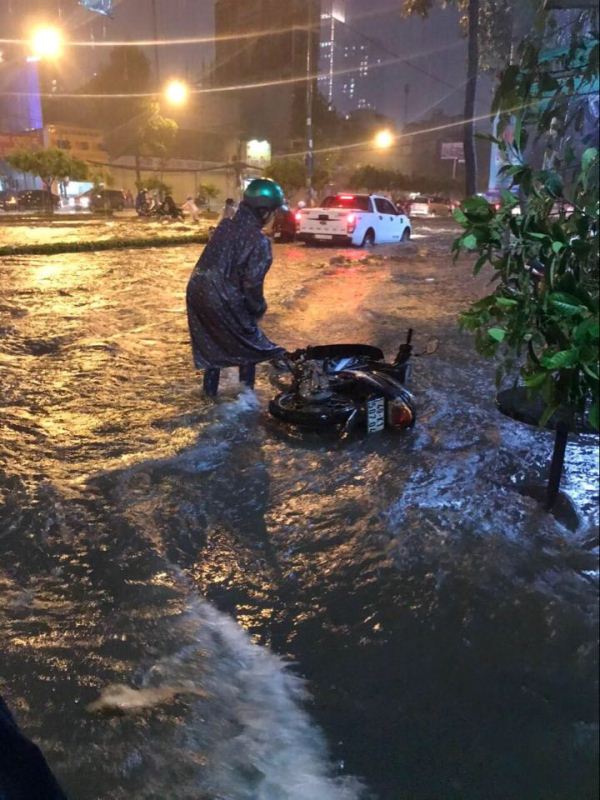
135 188 147 214
181 195 200 222
160 193 179 218
221 197 237 221
186 179 286 397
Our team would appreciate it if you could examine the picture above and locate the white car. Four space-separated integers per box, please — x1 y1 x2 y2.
296 193 411 247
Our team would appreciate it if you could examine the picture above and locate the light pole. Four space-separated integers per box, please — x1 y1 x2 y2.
305 1 315 205
151 0 160 83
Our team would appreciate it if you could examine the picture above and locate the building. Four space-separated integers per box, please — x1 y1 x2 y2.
318 0 383 116
213 0 320 149
44 122 107 164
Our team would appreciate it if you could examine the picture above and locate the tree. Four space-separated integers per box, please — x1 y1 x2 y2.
265 159 307 193
104 101 178 183
453 13 599 429
265 158 330 196
6 148 88 196
195 183 219 210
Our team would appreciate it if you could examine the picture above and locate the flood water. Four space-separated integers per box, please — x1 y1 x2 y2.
0 221 598 799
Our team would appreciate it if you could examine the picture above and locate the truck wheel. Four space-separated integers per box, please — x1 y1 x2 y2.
401 228 411 242
361 229 375 247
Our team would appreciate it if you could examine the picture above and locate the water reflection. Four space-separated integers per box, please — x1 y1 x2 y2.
0 224 597 799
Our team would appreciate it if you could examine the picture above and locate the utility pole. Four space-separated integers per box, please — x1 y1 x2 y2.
305 0 315 205
151 0 160 84
403 83 410 126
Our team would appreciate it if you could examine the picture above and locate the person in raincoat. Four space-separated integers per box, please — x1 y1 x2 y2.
186 178 286 397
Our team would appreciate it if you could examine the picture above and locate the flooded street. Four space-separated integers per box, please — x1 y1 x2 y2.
0 220 598 799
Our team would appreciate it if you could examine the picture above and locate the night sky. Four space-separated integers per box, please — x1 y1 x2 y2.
1 0 493 127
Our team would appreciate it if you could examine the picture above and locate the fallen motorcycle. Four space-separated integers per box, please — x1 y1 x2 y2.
269 330 416 435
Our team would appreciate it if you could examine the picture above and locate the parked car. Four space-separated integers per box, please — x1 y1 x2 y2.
272 204 297 242
0 190 19 211
17 190 61 211
296 193 411 247
78 188 126 212
408 195 453 217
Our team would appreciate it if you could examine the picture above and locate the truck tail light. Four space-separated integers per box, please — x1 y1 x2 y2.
346 213 356 233
295 211 302 222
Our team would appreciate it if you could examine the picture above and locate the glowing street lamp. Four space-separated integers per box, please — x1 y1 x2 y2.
374 129 395 150
164 79 189 107
30 25 63 60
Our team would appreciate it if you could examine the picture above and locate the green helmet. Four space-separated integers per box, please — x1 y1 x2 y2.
243 178 285 211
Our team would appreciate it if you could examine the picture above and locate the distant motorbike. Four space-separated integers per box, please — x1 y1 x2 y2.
269 330 416 435
137 201 184 221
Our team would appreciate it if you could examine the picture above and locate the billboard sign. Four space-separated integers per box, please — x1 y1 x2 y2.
441 142 464 162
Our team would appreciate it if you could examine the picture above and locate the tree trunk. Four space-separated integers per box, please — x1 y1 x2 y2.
134 152 141 186
463 0 479 197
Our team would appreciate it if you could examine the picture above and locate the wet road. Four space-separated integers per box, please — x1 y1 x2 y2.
0 220 598 799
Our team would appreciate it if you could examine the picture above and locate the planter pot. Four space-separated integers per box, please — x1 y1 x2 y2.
496 387 595 528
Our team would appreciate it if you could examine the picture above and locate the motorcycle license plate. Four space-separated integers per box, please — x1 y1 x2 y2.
366 396 385 433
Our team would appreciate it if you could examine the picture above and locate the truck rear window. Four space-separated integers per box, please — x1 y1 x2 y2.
322 195 371 212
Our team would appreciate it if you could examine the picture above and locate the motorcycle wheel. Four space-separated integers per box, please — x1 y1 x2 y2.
269 392 357 428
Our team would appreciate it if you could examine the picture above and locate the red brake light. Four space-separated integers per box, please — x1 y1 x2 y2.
339 194 355 200
387 398 414 429
295 211 302 222
346 212 356 233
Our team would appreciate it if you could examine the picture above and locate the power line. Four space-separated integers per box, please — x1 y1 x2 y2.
0 5 406 49
273 90 598 161
336 16 462 92
0 41 464 100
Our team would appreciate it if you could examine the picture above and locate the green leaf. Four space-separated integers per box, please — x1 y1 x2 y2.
574 318 600 343
495 297 518 307
462 234 479 250
540 349 580 369
551 241 565 254
462 195 494 221
581 147 598 173
488 327 506 342
500 189 519 207
544 172 563 198
549 293 588 316
452 208 468 225
473 254 488 275
589 401 599 431
523 370 548 389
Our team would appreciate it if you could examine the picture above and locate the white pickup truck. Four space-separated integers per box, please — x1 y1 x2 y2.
296 193 411 247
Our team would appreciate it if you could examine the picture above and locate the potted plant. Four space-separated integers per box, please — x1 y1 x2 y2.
452 16 598 508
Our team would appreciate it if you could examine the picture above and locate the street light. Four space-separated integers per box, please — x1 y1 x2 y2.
374 129 395 150
30 25 63 60
164 79 189 107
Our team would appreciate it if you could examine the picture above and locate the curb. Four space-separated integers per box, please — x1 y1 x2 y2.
0 234 209 257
